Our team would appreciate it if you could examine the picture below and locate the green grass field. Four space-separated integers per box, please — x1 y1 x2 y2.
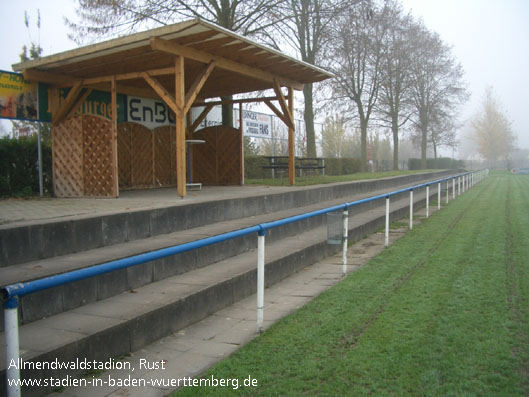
246 169 434 186
174 171 529 396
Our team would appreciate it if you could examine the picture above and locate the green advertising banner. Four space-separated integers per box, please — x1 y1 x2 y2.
38 85 127 123
0 70 127 123
0 70 39 121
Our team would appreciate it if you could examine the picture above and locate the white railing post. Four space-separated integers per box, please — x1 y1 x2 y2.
458 177 461 196
438 182 441 210
452 178 455 199
426 185 429 218
446 180 449 204
5 297 21 397
342 208 349 276
257 231 265 333
385 196 390 247
409 190 414 230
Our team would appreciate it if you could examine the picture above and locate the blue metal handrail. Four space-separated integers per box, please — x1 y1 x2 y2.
1 170 477 302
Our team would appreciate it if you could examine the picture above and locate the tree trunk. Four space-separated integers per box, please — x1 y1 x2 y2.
392 118 399 170
221 96 233 127
360 118 368 171
303 83 316 158
421 127 427 169
433 142 437 159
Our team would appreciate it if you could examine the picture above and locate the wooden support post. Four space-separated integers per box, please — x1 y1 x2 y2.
111 77 119 197
240 103 244 185
175 56 186 198
288 87 295 186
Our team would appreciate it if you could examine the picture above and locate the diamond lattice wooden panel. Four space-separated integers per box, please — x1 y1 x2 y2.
192 127 218 184
53 116 84 197
153 126 176 187
117 123 133 188
216 126 241 185
83 115 115 197
130 123 153 187
191 126 241 185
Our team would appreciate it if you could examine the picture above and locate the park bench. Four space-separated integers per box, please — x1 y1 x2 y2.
262 156 326 177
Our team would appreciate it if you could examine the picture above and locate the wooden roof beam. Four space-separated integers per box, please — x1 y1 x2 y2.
150 37 304 91
23 69 76 85
188 103 214 134
64 88 93 121
53 81 84 125
272 79 294 129
141 72 181 117
192 95 280 107
264 99 294 130
183 61 215 114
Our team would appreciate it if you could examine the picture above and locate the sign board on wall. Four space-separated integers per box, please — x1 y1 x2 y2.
0 70 39 121
127 96 175 129
240 110 272 139
191 106 272 139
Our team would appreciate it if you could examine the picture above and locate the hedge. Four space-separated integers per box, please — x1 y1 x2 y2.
408 157 466 170
244 156 362 179
0 135 53 197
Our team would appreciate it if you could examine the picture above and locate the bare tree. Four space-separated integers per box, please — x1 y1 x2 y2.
428 107 458 158
376 3 415 170
330 0 390 170
321 113 348 158
268 0 358 157
471 86 517 167
408 25 467 168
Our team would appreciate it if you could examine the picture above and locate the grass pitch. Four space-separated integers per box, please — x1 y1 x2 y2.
175 171 529 396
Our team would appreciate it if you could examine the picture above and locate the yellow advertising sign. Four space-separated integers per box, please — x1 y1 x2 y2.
0 70 39 121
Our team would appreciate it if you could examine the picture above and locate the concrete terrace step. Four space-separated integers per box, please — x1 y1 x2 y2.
0 170 458 268
0 176 448 329
0 189 428 396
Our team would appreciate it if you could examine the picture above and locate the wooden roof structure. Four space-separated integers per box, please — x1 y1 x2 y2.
13 18 334 197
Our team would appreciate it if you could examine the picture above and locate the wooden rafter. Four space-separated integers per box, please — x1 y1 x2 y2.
53 81 84 125
64 88 93 121
183 62 215 114
188 103 214 134
141 72 180 117
192 96 279 107
272 79 294 129
150 37 304 91
264 99 293 130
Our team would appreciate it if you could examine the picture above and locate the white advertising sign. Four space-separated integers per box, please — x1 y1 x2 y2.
127 96 175 130
127 97 273 138
241 110 272 139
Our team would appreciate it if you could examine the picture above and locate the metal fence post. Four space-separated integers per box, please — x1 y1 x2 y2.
385 196 390 247
5 297 21 397
452 178 455 199
446 180 449 204
257 230 266 333
438 182 441 210
342 208 349 276
458 177 461 196
426 185 429 218
409 190 414 230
